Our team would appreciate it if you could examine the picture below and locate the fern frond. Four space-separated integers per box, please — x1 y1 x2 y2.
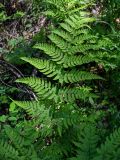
5 125 25 148
0 140 19 159
60 22 73 34
73 124 99 160
4 126 40 160
13 100 53 137
94 128 120 160
15 13 105 112
42 0 91 22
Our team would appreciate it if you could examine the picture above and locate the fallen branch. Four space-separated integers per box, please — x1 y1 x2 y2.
0 60 37 100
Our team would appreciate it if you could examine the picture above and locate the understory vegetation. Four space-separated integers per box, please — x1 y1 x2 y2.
0 0 120 159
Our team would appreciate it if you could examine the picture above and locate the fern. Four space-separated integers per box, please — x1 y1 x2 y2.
69 126 120 160
72 124 99 160
1 119 120 159
0 1 119 160
5 125 26 149
0 125 40 160
13 14 106 143
8 12 118 160
42 0 93 22
16 77 58 100
0 140 19 160
94 128 120 160
15 14 105 106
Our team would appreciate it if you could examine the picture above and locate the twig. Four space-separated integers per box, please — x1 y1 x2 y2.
0 60 23 78
0 60 37 100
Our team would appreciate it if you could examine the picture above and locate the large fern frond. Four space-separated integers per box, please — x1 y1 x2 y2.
15 14 104 104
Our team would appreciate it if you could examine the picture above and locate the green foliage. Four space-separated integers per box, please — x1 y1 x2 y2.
0 2 25 23
73 124 99 160
15 14 110 106
42 0 94 22
1 122 120 159
5 12 119 160
0 125 40 160
0 3 8 22
100 0 120 27
94 128 120 160
0 0 120 160
69 125 120 160
4 37 34 64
